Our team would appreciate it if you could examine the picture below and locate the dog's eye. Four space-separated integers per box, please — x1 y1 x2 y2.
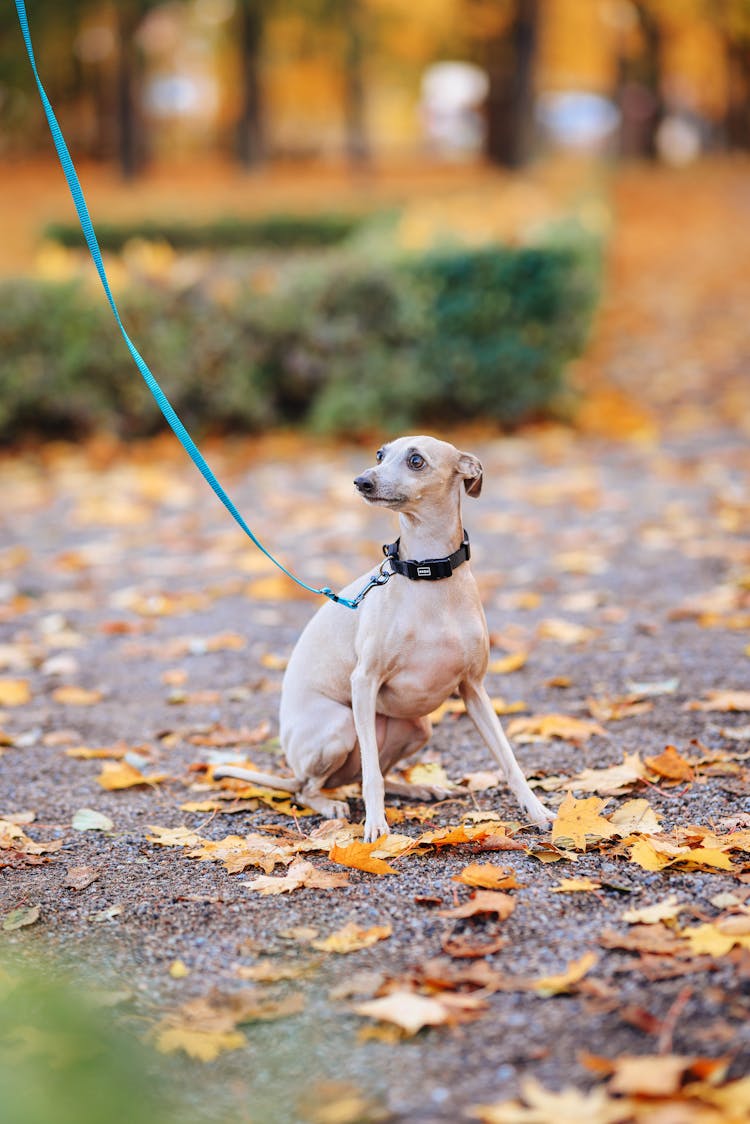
408 453 425 470
375 449 385 463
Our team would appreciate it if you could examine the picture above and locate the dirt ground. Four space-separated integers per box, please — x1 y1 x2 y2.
1 162 750 1124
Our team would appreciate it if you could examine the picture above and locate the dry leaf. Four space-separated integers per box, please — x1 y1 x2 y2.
438 890 516 921
622 896 685 925
550 877 603 893
328 840 399 876
507 714 607 746
0 678 31 706
52 685 103 706
72 808 114 832
537 618 596 646
311 922 392 954
608 798 662 836
682 919 750 956
645 745 695 783
243 859 349 894
354 991 451 1036
155 1026 246 1062
561 753 647 795
3 904 40 931
687 690 750 712
64 865 100 890
168 959 191 979
552 793 620 851
452 863 521 890
97 761 166 789
488 650 528 674
471 1075 632 1124
529 951 598 996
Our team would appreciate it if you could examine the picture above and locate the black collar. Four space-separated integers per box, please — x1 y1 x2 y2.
382 530 470 581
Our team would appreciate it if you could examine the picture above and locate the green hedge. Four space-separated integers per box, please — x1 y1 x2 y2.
43 213 369 251
0 237 600 443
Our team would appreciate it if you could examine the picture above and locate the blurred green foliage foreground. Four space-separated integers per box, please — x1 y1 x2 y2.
0 960 180 1124
0 215 600 444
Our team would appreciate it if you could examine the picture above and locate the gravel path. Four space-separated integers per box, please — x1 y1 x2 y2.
1 164 749 1124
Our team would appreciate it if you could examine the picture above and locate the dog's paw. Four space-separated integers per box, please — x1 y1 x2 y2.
525 796 554 829
363 816 390 844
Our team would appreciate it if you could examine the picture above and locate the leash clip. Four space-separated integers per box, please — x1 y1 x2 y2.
349 557 394 608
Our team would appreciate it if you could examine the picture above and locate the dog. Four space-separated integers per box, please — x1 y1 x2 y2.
214 435 550 841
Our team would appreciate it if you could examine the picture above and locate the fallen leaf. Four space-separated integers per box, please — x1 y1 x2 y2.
0 678 31 706
488 651 528 674
438 890 516 921
402 760 452 787
622 895 685 925
552 793 620 851
97 761 167 789
560 753 648 796
507 714 607 746
645 745 695 783
168 959 191 979
529 951 598 996
155 1026 246 1062
64 866 100 890
682 918 750 956
72 808 114 832
328 840 399 876
311 922 392 954
687 689 750 712
550 877 603 893
584 1052 727 1097
608 798 662 836
147 824 205 847
243 859 349 894
537 618 597 645
353 991 451 1036
471 1075 631 1124
587 696 652 722
52 685 103 706
452 863 521 890
3 904 40 931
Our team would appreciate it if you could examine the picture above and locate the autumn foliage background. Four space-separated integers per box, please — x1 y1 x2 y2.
1 3 750 1124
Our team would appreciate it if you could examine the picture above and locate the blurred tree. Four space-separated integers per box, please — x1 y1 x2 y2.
614 0 666 159
235 0 268 166
464 0 540 167
720 0 750 148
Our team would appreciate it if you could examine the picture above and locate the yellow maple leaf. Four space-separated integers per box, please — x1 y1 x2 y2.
311 922 392 954
687 689 750 712
155 1026 246 1062
645 745 695 782
682 919 750 957
488 650 528 674
508 714 607 746
561 752 647 796
472 1076 630 1124
550 877 602 893
97 761 166 790
147 824 205 847
608 798 662 836
529 951 598 996
551 793 619 851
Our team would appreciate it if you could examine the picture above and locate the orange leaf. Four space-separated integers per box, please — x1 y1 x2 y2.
97 761 166 789
551 793 619 851
438 890 516 920
645 745 695 782
452 863 521 890
0 678 31 706
328 840 399 875
52 686 102 706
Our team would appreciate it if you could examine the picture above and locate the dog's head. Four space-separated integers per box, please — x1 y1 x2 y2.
353 435 483 511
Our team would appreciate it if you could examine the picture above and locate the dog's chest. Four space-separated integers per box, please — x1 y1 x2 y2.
377 606 485 717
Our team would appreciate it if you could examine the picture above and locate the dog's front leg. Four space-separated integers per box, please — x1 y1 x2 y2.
460 680 552 827
351 666 389 842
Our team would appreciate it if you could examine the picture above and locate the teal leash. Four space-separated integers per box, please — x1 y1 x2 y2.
14 0 372 610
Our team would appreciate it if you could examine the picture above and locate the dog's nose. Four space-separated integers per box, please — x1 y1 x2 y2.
354 474 375 493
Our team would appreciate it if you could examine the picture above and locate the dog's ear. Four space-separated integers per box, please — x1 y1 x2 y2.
457 452 483 497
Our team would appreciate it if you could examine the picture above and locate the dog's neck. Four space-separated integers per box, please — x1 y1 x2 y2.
395 499 464 561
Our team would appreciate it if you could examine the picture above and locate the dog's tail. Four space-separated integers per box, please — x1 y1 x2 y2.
212 765 301 794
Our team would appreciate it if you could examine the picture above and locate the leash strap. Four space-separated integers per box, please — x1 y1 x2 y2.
14 0 361 611
383 530 470 580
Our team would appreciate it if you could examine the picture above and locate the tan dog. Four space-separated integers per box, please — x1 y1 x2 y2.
215 435 550 841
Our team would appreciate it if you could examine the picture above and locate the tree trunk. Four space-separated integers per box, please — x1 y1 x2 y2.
484 0 539 168
615 1 664 160
236 2 264 168
725 37 750 151
343 0 370 167
115 6 144 179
